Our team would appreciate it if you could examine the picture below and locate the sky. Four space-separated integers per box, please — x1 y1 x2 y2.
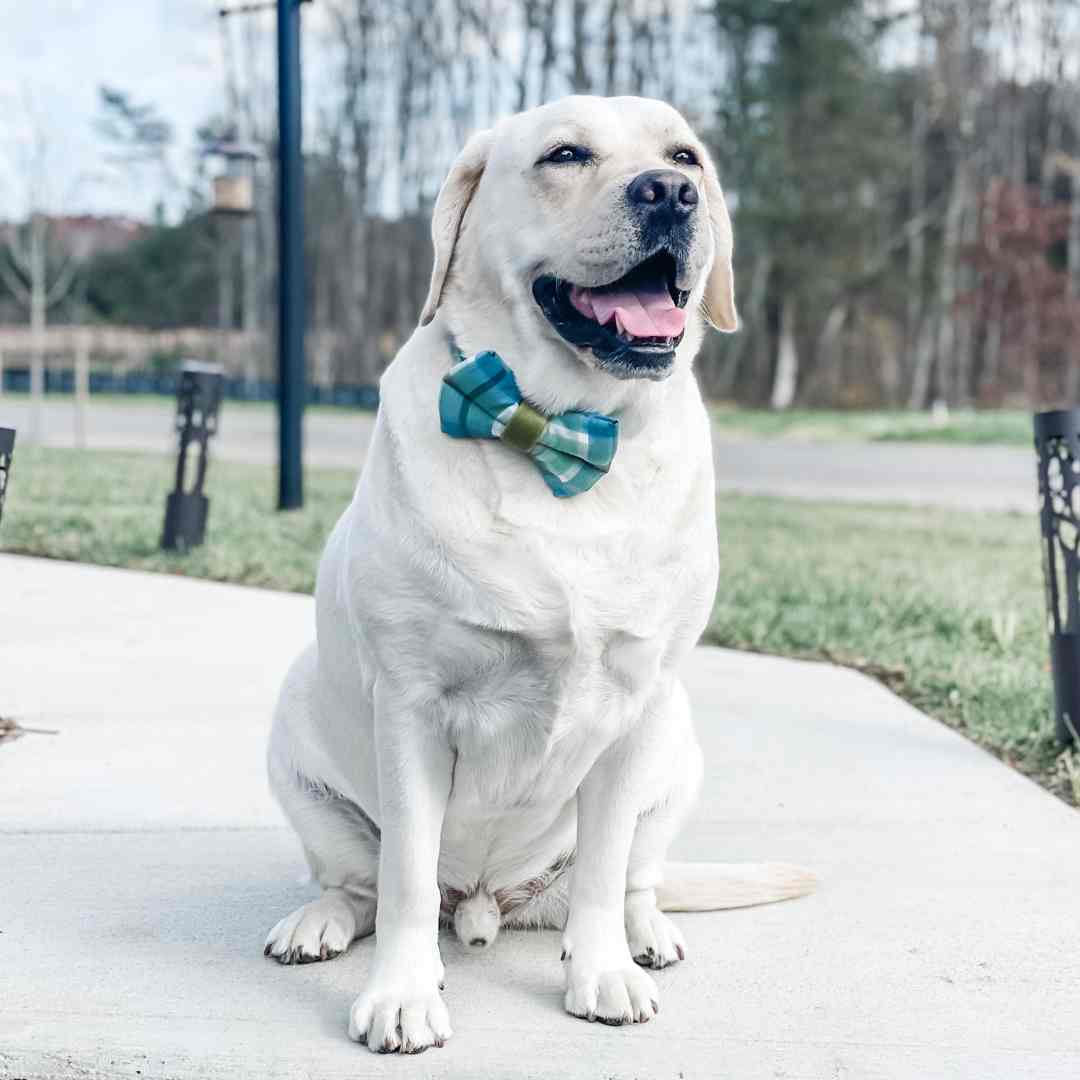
0 1 236 221
2 0 1071 225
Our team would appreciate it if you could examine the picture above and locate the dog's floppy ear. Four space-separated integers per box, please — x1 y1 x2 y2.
420 129 493 326
699 150 738 333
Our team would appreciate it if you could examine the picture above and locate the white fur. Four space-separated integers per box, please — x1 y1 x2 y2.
265 95 812 1055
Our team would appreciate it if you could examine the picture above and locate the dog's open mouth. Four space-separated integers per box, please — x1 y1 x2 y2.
532 250 690 380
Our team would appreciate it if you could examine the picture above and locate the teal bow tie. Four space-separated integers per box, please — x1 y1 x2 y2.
439 348 619 498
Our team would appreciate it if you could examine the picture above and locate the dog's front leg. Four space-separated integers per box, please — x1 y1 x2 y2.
347 682 453 1054
563 737 660 1026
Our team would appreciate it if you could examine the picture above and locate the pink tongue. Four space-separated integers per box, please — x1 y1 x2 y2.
569 281 686 339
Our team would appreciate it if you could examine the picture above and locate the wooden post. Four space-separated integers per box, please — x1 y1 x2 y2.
74 334 90 449
29 214 46 443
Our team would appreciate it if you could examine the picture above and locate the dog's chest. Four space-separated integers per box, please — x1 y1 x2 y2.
430 515 711 811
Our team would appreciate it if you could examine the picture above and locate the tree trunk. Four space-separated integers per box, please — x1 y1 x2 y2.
571 0 588 92
815 302 848 405
770 297 799 410
537 0 558 103
74 331 89 449
934 160 971 408
979 273 1006 403
1066 176 1080 402
908 304 937 409
904 5 929 399
241 211 259 384
715 251 771 400
217 223 235 333
29 215 46 443
952 178 978 407
604 0 618 94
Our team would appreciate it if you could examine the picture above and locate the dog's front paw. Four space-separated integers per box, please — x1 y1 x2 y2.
563 912 660 1025
564 960 659 1025
348 964 452 1054
625 896 686 970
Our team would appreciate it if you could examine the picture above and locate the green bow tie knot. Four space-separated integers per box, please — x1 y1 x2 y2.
498 399 547 452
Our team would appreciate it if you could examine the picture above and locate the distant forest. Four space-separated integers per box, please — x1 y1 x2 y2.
3 0 1080 409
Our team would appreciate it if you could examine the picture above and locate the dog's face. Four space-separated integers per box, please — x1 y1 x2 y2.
422 96 737 383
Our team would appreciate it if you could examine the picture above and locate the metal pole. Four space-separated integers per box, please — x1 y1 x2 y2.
276 0 304 509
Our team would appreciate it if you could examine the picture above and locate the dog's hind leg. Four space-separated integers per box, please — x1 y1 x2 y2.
264 762 381 964
264 648 380 965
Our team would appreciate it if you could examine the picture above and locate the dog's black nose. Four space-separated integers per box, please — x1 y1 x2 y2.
627 170 699 218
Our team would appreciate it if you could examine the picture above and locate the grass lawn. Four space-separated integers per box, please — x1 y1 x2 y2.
1 446 1067 804
711 405 1034 446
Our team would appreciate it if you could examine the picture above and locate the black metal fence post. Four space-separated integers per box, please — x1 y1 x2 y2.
0 427 14 528
1034 408 1080 746
161 363 225 552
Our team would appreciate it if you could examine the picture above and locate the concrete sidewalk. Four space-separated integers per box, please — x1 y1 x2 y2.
1 555 1078 1079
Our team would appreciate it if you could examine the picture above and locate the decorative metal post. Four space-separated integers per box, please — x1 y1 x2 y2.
276 0 306 509
161 363 224 552
0 427 14 528
1034 409 1080 745
219 0 309 509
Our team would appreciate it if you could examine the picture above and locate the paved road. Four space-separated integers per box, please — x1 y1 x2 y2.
1 396 1037 510
3 554 1078 1078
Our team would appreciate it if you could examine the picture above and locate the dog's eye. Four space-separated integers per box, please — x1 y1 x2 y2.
671 148 700 167
541 144 593 165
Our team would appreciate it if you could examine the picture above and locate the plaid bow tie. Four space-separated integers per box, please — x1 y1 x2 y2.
439 348 619 498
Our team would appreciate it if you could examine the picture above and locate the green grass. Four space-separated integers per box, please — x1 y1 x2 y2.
705 498 1061 798
711 405 1034 446
0 446 357 592
1 447 1065 803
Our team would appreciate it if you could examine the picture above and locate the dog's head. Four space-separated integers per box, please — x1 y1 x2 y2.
421 96 737 385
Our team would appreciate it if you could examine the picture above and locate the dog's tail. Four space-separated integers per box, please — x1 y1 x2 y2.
656 862 817 912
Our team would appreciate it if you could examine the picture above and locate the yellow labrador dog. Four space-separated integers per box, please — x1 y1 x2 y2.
265 95 813 1054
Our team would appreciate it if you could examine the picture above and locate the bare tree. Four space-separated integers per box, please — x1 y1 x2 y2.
0 102 88 440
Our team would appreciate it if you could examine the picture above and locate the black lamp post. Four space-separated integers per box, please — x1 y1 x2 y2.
276 0 306 510
0 427 14 528
219 0 310 510
161 363 225 552
1034 408 1080 746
